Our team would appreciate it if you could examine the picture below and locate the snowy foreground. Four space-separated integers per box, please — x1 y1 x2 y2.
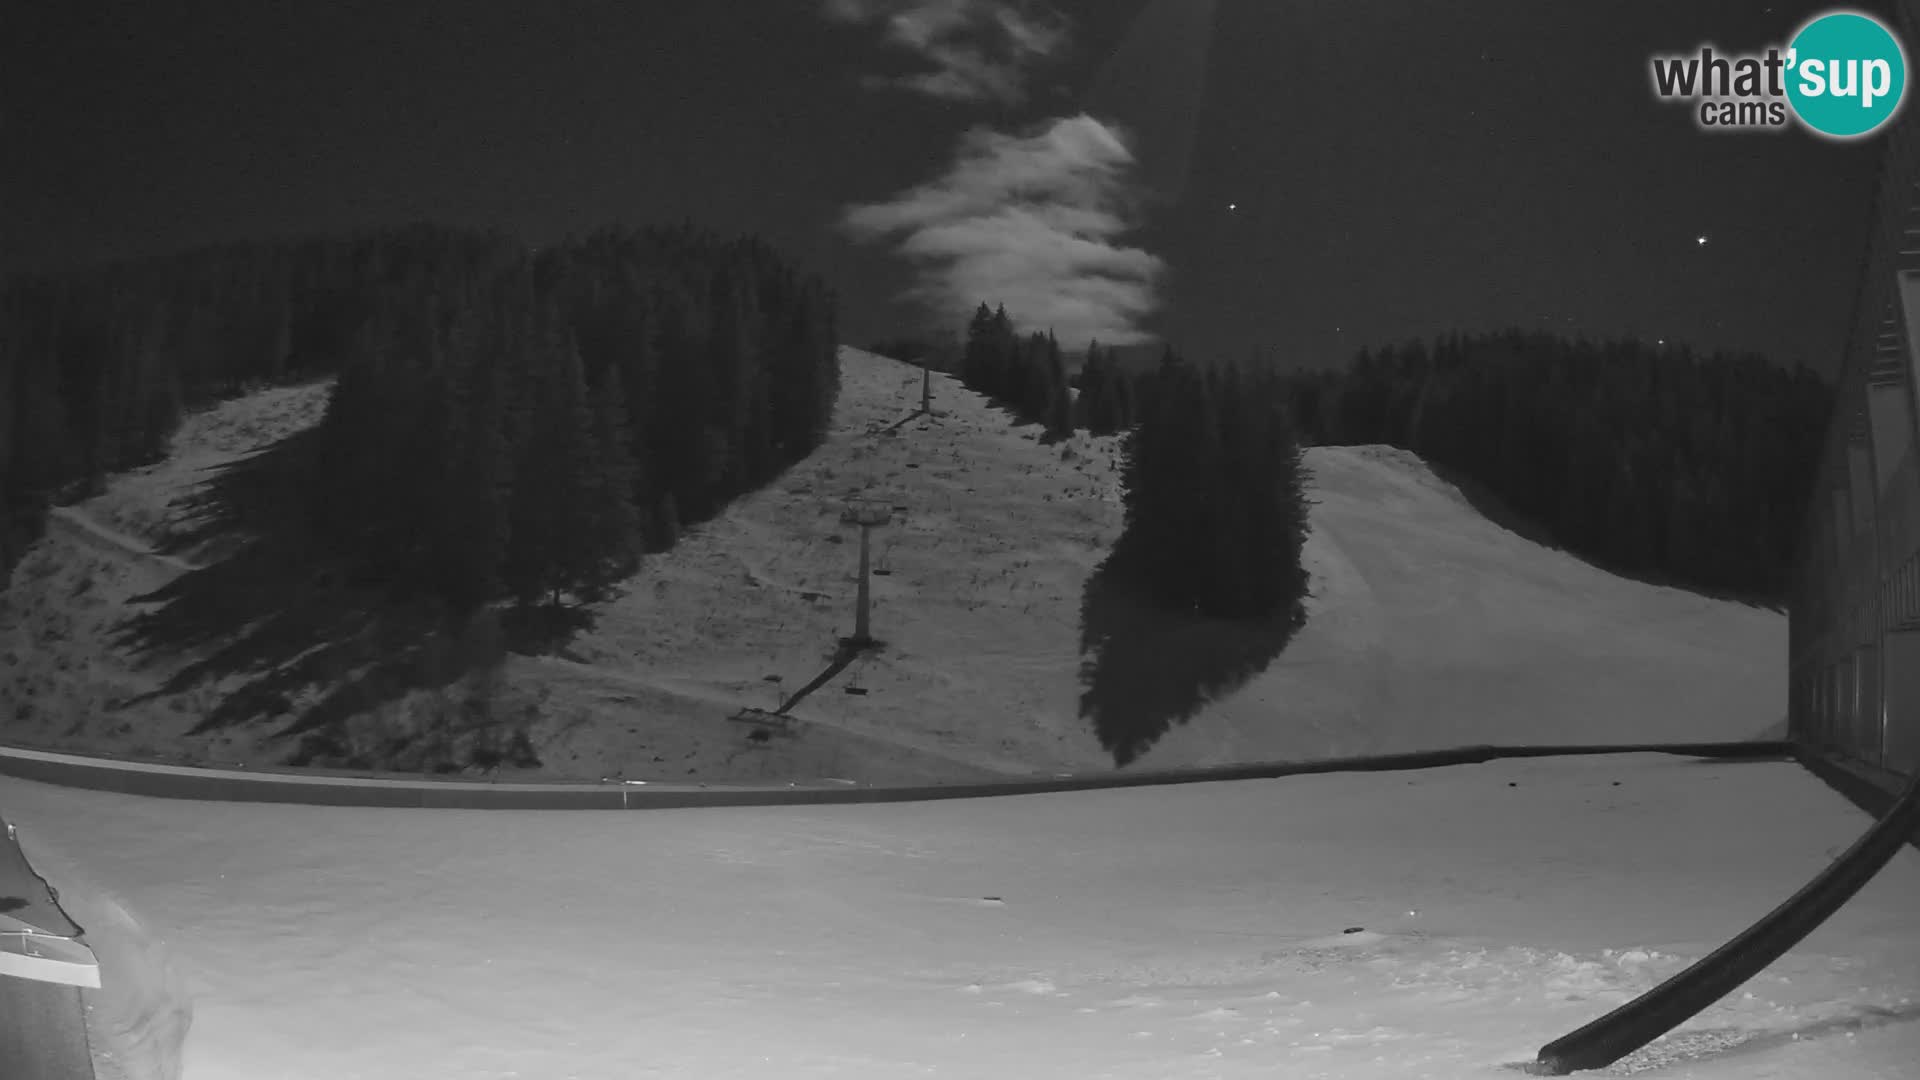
5 755 1918 1079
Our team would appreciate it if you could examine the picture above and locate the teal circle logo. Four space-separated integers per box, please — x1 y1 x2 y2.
1786 11 1908 139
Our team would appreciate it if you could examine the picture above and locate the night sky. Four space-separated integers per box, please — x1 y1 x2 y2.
2 0 1893 373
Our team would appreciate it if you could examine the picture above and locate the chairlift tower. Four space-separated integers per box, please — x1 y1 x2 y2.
839 498 894 646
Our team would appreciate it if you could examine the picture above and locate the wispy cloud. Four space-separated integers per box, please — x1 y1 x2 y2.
843 115 1163 346
822 0 1070 105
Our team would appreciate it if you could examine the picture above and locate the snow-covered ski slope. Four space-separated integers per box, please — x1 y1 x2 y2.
3 349 1782 782
4 753 1918 1080
534 349 1786 779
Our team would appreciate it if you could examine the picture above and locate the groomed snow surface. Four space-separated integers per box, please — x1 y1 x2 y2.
4 755 1919 1080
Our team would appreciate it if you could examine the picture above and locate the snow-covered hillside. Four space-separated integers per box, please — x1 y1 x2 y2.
2 348 1783 782
525 348 1786 782
0 381 334 768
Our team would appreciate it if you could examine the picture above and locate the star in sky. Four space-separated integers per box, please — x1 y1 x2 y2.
1696 235 1710 246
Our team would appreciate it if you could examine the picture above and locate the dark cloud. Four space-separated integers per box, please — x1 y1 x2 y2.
822 0 1071 105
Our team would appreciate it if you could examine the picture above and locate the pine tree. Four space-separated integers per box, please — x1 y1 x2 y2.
1044 332 1074 440
962 302 995 391
1112 366 1137 430
1116 349 1199 609
588 365 644 588
651 293 714 519
504 328 603 608
431 312 512 612
1223 367 1311 620
706 266 756 492
1005 331 1035 416
656 492 682 549
807 280 841 445
988 305 1017 401
265 285 292 382
1109 351 1311 622
1079 342 1116 434
1263 377 1315 621
10 332 71 504
1192 365 1239 611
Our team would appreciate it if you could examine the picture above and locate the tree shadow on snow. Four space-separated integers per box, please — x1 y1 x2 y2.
1077 557 1305 768
112 429 539 769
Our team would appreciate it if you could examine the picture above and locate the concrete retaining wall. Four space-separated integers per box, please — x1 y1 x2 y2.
0 739 1794 810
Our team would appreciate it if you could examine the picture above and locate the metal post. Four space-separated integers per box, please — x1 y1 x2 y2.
921 365 932 413
854 523 873 644
839 499 894 646
1859 393 1888 768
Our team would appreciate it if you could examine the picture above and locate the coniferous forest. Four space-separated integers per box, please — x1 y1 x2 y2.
1069 342 1316 766
0 224 842 615
1280 332 1831 604
959 304 1313 625
959 303 1078 443
1072 343 1143 436
1109 348 1313 624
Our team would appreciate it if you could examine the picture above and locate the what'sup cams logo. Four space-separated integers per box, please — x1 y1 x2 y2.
1650 9 1908 138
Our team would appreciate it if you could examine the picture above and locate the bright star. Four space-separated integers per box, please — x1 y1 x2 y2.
1696 235 1709 246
